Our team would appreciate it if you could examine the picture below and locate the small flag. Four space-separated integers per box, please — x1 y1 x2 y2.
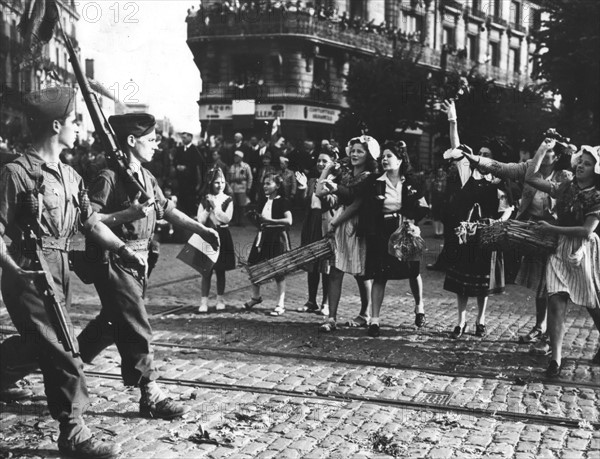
19 0 60 47
176 233 220 276
271 116 281 137
18 0 60 67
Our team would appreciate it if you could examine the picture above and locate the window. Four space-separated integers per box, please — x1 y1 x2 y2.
467 34 478 61
472 0 481 12
489 41 500 67
404 13 424 37
510 1 521 25
56 48 60 66
443 26 455 48
509 48 520 73
232 55 263 86
493 0 501 17
530 9 542 30
350 0 366 19
313 56 330 98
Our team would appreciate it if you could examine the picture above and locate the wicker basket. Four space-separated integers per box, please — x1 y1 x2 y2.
478 219 558 255
246 237 335 285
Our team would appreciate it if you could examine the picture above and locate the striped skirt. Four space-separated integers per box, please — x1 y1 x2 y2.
332 208 366 276
546 234 600 309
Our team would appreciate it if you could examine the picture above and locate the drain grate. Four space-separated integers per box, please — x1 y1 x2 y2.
414 391 452 405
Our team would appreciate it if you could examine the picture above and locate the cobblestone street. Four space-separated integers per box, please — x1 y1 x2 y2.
1 221 599 458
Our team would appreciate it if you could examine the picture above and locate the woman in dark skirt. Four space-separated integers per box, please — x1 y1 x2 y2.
443 145 512 338
244 173 293 316
295 147 338 314
362 141 430 337
197 167 236 312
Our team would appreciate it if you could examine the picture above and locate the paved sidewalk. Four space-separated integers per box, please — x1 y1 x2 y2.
1 221 599 458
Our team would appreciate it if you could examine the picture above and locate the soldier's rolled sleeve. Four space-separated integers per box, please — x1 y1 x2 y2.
0 167 19 238
152 177 176 215
88 173 113 213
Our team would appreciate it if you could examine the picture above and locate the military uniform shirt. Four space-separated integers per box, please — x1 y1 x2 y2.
88 166 174 242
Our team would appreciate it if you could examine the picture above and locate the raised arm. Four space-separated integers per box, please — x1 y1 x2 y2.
441 99 460 149
525 139 557 196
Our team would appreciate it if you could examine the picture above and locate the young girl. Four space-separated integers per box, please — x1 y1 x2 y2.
244 173 293 315
295 146 338 314
198 167 236 312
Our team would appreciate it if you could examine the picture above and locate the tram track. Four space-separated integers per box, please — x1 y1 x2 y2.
1 326 598 390
151 340 600 390
84 369 600 430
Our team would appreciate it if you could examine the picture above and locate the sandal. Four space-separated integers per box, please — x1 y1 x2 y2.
244 297 262 310
270 306 285 316
319 318 337 332
346 315 370 327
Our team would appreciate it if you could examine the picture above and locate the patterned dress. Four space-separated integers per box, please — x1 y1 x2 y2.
330 167 371 275
545 181 600 309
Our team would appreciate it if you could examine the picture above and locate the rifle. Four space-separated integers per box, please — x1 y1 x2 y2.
20 189 78 357
56 20 150 202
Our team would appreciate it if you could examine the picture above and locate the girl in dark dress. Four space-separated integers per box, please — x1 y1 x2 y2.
362 142 429 337
244 173 293 316
198 167 236 312
443 148 512 339
295 148 338 314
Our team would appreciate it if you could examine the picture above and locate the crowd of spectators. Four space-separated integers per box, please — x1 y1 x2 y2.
187 1 424 44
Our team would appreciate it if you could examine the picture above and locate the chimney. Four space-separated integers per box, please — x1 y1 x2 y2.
85 59 94 79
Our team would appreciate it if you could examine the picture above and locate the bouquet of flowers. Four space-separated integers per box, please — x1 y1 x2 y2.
388 221 426 261
454 221 479 245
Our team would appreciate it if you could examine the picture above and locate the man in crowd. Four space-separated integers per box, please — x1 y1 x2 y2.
173 129 206 217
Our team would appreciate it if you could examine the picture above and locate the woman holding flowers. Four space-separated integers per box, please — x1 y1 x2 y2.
361 141 429 337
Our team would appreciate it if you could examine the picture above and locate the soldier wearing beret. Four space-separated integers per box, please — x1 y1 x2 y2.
76 113 219 419
0 86 145 459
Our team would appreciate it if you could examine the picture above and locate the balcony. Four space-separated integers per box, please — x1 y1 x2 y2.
188 14 399 56
188 13 529 89
442 0 464 13
467 6 487 21
511 23 527 34
199 81 342 105
491 15 508 27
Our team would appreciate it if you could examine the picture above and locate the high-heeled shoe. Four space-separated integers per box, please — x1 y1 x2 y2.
546 360 562 378
451 323 468 339
475 323 487 337
415 313 426 328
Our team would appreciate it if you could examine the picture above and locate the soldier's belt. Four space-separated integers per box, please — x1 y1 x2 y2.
41 236 72 251
124 239 151 251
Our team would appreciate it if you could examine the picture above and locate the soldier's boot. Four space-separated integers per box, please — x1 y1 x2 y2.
58 436 120 459
139 380 190 419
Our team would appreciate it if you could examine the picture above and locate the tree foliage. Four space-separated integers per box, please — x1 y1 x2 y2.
339 50 558 164
336 48 431 142
532 0 600 143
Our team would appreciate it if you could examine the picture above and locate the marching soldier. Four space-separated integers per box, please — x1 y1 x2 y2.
76 113 219 419
0 86 145 458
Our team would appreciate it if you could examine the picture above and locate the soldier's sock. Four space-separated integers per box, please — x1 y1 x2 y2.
217 295 225 304
141 381 166 404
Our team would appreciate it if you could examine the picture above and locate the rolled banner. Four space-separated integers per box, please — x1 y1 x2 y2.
176 233 220 276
